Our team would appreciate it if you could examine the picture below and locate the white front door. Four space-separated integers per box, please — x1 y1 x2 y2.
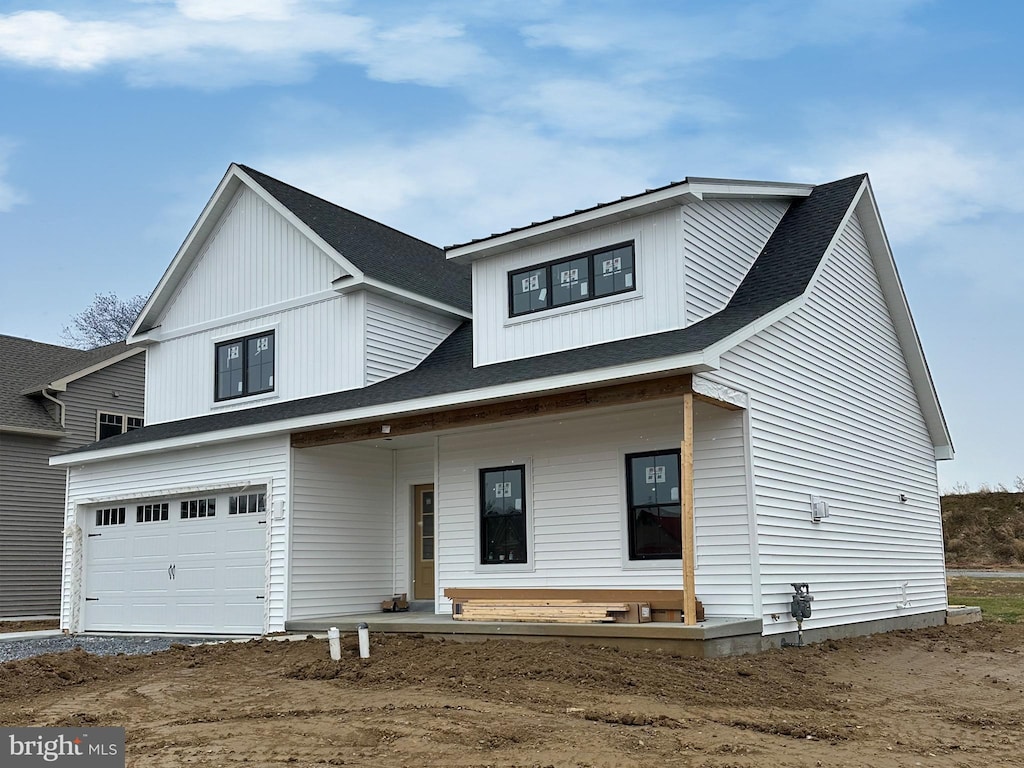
83 493 266 634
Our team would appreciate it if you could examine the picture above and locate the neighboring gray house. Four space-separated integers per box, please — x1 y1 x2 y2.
0 336 145 618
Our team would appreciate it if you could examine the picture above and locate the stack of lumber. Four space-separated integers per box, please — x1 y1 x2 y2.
445 588 705 623
454 598 629 623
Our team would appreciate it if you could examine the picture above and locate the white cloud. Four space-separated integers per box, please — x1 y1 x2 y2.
0 139 25 212
0 6 487 87
254 117 663 246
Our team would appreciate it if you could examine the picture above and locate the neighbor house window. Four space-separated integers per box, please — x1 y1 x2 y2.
480 465 527 564
215 331 275 401
509 242 635 317
626 449 682 560
97 412 144 440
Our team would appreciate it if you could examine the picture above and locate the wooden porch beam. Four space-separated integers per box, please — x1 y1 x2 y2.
291 373 693 449
681 391 698 625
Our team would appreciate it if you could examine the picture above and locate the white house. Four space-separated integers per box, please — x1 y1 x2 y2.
51 164 952 647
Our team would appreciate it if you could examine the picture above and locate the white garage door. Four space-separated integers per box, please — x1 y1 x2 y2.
84 490 267 634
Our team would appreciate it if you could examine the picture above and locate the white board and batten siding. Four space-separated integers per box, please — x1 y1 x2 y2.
471 207 684 366
145 296 365 424
683 199 789 325
435 402 755 618
289 444 396 619
365 294 461 385
714 211 946 635
60 436 290 633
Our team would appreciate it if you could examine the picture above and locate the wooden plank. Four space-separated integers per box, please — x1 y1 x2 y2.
444 588 702 614
681 391 697 626
292 374 693 448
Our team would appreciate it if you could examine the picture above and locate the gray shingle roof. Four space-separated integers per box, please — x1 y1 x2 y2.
63 174 864 455
0 336 130 433
238 165 472 312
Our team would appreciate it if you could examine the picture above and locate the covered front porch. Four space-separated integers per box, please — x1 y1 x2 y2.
284 373 761 639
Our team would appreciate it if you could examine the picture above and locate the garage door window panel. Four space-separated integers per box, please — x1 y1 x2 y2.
95 507 126 526
181 498 216 519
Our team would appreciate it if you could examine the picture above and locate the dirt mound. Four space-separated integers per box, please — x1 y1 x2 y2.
0 620 59 634
0 648 139 700
943 491 1024 566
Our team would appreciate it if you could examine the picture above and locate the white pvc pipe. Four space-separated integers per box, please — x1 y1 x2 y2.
357 622 370 659
327 627 341 661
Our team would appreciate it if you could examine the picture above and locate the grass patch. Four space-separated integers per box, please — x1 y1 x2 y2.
947 576 1024 623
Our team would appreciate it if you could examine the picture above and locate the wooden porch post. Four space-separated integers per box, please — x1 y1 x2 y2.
681 391 698 625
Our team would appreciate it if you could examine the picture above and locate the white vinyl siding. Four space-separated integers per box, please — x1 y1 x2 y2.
435 401 754 618
684 199 789 324
715 211 946 635
59 436 289 633
364 294 461 385
471 207 683 366
289 444 395 619
159 186 345 332
145 294 364 424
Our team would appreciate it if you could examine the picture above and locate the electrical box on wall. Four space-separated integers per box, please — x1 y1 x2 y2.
810 495 829 523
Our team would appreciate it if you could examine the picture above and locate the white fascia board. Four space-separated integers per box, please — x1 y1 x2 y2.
49 349 716 467
41 347 146 392
332 276 472 320
854 180 954 458
128 164 362 341
686 179 814 200
1 425 65 438
692 375 749 408
446 185 703 262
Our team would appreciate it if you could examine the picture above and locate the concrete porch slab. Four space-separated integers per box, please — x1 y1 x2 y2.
286 612 764 657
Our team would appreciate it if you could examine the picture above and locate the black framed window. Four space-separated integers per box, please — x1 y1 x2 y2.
480 465 527 564
215 331 275 401
509 242 635 317
625 449 682 560
137 503 169 523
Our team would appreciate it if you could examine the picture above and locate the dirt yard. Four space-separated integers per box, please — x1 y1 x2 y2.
2 622 1023 767
0 619 58 633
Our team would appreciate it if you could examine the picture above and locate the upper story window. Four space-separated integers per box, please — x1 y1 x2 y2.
97 412 144 440
509 242 635 318
215 331 275 401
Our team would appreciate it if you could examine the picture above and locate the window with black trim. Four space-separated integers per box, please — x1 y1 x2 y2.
625 449 682 560
509 242 635 317
95 507 126 526
97 412 144 440
230 492 266 515
181 498 216 519
480 465 527 564
215 331 275 401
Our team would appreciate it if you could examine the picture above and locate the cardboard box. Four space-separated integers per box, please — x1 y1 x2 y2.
381 593 409 612
650 608 682 623
612 601 652 623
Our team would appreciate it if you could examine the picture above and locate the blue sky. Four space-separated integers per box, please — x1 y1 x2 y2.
0 1 1020 491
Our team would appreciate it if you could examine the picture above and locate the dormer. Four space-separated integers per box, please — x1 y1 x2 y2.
446 178 813 367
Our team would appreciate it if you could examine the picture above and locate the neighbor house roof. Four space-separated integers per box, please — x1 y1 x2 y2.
0 336 135 434
60 174 868 457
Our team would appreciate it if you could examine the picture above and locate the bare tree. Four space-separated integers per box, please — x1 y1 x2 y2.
61 292 147 349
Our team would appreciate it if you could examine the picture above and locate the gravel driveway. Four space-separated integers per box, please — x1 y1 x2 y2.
0 634 225 663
